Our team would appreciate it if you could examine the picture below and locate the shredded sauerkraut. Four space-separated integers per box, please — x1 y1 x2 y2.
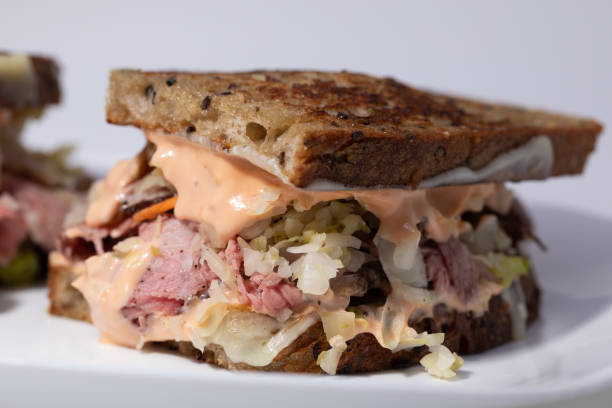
420 345 464 379
203 199 470 378
317 335 348 375
237 201 369 296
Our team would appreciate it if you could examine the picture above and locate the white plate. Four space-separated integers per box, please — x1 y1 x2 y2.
1 203 612 408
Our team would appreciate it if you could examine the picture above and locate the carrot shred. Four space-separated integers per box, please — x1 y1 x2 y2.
132 196 178 223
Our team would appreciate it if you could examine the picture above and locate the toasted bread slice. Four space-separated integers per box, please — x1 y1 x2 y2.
0 53 60 109
106 70 601 188
48 250 539 374
48 252 91 322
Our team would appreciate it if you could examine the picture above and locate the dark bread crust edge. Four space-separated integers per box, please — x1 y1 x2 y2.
48 256 540 374
0 53 60 109
295 125 600 187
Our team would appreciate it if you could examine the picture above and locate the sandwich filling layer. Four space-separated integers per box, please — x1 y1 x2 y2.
69 131 535 377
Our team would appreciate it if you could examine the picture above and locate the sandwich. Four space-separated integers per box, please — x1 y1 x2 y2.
0 52 88 286
49 70 601 377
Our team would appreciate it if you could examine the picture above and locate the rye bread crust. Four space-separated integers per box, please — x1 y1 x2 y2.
0 53 60 109
47 254 91 322
48 255 540 374
106 69 601 188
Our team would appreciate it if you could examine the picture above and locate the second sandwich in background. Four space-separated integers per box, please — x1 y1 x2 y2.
49 70 600 377
0 52 88 286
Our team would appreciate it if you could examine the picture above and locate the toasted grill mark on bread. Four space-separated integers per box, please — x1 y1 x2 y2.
106 69 601 187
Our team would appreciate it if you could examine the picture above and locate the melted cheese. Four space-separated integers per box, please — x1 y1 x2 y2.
0 54 36 104
0 54 34 80
420 136 553 188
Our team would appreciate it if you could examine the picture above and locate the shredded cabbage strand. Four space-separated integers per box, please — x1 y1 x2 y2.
420 345 464 379
238 201 370 295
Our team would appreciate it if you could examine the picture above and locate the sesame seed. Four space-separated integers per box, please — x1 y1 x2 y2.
434 146 447 159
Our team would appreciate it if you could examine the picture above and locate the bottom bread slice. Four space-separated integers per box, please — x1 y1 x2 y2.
48 258 540 374
47 255 91 322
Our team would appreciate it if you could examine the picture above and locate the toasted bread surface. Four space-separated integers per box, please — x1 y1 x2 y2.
106 70 601 187
48 255 539 374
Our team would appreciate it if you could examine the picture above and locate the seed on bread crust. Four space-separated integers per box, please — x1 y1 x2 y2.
144 85 156 104
201 96 211 110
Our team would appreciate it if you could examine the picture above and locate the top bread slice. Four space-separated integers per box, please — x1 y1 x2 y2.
106 70 602 188
0 52 60 109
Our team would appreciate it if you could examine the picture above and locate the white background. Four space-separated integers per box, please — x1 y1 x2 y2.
1 1 611 407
